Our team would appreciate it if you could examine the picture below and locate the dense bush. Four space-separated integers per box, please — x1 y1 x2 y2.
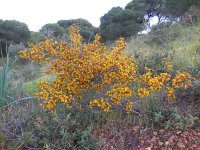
0 101 103 149
182 4 200 25
19 25 194 114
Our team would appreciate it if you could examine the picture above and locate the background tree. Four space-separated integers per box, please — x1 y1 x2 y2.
100 7 143 41
39 23 65 40
0 20 30 56
125 0 199 24
162 0 199 19
57 18 98 42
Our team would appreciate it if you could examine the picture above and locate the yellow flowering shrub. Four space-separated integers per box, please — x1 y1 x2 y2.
19 25 195 113
164 87 175 103
137 88 150 98
172 72 193 89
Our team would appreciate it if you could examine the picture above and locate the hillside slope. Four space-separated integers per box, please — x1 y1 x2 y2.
126 23 200 73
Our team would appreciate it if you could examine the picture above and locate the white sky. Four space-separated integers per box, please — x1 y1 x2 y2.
0 0 132 32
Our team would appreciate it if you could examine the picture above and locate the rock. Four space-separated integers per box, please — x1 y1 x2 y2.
169 135 176 140
140 140 145 145
181 131 188 137
192 144 197 148
177 142 185 149
153 131 157 136
150 138 156 143
159 129 165 134
165 141 169 146
133 126 139 133
168 138 174 145
158 142 164 146
176 131 182 135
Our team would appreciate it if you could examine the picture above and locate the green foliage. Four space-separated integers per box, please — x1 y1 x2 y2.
100 7 143 41
0 52 26 107
0 101 104 149
0 20 30 56
0 52 10 106
181 4 200 25
22 75 53 95
57 18 98 42
152 108 199 129
163 0 199 19
125 0 164 22
29 31 44 44
39 23 65 39
126 23 200 71
0 20 30 44
146 23 182 47
126 0 199 24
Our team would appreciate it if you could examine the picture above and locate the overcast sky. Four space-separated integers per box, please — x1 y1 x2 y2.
0 0 132 31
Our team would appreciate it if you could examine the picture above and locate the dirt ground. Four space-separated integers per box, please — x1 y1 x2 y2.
94 120 200 150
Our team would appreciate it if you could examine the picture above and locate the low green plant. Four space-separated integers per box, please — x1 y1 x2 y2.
0 51 10 106
0 99 105 149
151 107 199 129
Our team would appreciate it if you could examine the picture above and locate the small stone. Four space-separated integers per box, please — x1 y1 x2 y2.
141 140 145 144
169 135 175 140
177 142 185 149
133 126 139 133
165 141 169 145
176 131 182 135
192 144 197 148
183 131 188 136
150 138 156 143
158 142 164 146
146 140 151 144
193 131 198 136
153 131 158 136
159 129 165 134
168 138 174 144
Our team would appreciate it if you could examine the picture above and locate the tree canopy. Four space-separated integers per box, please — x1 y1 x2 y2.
100 7 143 41
0 20 30 44
0 20 30 56
125 0 199 23
162 0 199 19
39 23 65 39
57 19 98 42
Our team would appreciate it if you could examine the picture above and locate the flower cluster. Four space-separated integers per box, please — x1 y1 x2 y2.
89 98 111 112
164 87 175 103
106 85 133 105
125 101 133 112
172 72 193 89
137 88 150 98
138 68 192 102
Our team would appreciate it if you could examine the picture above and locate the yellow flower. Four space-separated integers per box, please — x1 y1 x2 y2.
165 87 175 103
137 88 150 98
125 101 133 112
172 72 193 89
